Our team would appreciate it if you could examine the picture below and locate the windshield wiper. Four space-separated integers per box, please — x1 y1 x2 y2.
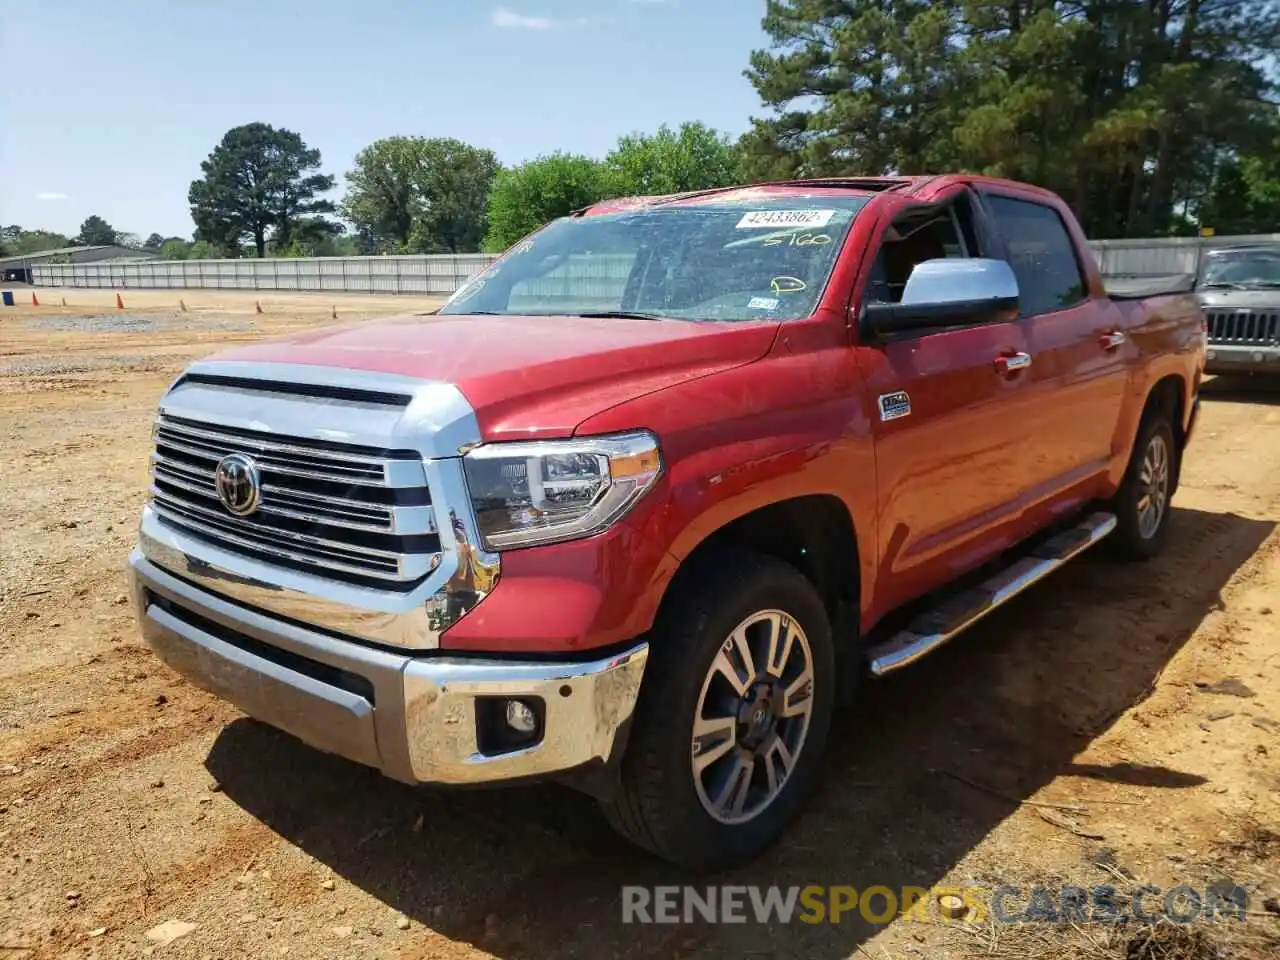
1199 281 1247 290
574 310 674 322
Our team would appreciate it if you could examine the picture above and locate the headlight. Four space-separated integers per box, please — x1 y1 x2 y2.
462 431 662 549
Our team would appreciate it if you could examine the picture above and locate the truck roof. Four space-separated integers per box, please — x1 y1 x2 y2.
578 174 1065 217
1204 244 1280 255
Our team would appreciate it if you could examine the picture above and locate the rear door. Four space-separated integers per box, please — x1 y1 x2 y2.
856 187 1040 615
979 190 1129 508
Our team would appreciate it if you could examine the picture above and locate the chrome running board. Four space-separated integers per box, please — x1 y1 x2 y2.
865 512 1117 677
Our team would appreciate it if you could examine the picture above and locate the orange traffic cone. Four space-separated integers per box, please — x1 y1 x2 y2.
116 293 124 310
31 292 40 306
179 299 188 312
255 299 263 315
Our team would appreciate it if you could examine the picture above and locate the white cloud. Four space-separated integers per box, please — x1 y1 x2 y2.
491 7 553 29
36 191 69 201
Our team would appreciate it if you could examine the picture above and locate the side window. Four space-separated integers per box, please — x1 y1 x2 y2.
866 196 973 304
984 195 1086 317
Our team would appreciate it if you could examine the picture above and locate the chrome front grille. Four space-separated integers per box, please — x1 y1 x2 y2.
149 414 440 588
1204 310 1280 346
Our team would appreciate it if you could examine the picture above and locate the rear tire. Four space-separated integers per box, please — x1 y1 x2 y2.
600 550 835 871
1110 406 1177 561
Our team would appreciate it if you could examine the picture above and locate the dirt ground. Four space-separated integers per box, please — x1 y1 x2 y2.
1 293 1277 959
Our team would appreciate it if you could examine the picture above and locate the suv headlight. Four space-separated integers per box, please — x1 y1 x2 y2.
462 431 662 550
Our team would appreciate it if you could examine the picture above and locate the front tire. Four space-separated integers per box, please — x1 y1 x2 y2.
600 550 835 871
1110 407 1176 560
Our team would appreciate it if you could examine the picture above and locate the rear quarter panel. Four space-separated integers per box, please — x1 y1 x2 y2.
1105 292 1205 489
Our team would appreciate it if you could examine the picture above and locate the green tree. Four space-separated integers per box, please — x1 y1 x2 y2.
75 215 118 246
743 0 965 179
605 122 744 196
342 137 423 251
1198 139 1280 236
187 239 222 260
741 0 1280 238
143 233 165 250
158 238 192 260
482 153 614 251
189 123 337 258
343 136 499 253
10 230 71 255
276 217 348 256
410 139 501 253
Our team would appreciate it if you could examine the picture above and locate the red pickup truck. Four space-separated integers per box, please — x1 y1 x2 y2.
128 175 1205 869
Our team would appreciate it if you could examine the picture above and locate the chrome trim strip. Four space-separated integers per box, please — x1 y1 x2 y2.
154 421 426 488
149 500 412 581
150 489 410 567
866 512 1117 676
140 511 433 648
184 360 429 395
422 458 501 634
157 418 394 471
176 361 482 461
151 456 436 535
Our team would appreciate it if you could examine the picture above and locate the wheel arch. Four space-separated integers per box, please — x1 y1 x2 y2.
1142 373 1187 493
652 494 861 635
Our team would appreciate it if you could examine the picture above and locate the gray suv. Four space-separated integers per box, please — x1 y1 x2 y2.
1197 244 1280 374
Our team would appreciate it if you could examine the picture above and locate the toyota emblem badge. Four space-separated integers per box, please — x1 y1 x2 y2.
214 453 262 517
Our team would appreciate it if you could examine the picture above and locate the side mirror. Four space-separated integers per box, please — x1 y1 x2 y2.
862 258 1020 338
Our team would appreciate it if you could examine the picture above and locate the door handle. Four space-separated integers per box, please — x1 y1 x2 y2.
1099 331 1126 350
994 352 1032 375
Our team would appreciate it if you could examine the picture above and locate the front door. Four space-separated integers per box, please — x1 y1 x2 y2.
855 189 1038 617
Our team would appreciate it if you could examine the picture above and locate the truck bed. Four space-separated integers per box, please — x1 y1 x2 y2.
1104 274 1195 299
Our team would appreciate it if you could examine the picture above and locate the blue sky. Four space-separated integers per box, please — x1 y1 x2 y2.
0 0 769 240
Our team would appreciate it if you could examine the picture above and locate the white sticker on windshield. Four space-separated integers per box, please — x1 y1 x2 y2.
748 297 780 310
737 209 835 229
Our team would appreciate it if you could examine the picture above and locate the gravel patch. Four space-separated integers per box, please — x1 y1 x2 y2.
21 312 255 333
0 354 175 376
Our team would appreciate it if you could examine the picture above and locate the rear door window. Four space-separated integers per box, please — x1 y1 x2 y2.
985 195 1087 317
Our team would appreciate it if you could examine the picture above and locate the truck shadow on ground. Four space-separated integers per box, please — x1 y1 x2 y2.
1201 374 1280 405
206 505 1273 960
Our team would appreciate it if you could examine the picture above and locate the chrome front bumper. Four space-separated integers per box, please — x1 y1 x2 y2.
1205 343 1280 375
128 548 648 786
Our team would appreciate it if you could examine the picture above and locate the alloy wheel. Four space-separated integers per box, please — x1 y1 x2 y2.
689 610 816 825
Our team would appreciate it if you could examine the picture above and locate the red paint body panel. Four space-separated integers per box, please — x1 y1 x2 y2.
207 175 1205 654
212 312 779 440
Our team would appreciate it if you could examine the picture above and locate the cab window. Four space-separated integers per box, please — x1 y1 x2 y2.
984 195 1087 316
866 195 977 304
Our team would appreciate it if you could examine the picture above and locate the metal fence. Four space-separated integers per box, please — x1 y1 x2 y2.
28 234 1280 294
1088 233 1280 278
32 255 498 294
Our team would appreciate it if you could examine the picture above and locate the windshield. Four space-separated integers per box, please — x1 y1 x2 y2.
1199 249 1280 289
438 197 870 322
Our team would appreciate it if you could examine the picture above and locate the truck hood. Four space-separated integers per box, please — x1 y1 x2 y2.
1197 289 1280 310
205 312 780 439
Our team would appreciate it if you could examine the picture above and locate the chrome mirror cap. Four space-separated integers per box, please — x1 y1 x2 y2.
900 257 1019 306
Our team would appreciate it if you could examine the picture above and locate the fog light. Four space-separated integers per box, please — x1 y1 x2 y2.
1254 352 1264 363
505 699 537 734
